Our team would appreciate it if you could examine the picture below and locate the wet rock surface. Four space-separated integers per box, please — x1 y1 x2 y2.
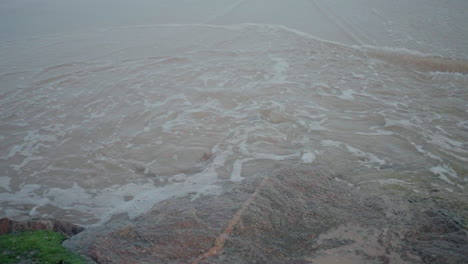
65 166 467 264
0 217 84 237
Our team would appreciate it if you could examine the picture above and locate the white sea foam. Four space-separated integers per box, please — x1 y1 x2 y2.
301 152 316 164
0 176 11 191
344 144 386 168
0 23 466 225
320 140 386 168
430 165 459 180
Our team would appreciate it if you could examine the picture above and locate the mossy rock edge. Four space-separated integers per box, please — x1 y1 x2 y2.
0 230 89 264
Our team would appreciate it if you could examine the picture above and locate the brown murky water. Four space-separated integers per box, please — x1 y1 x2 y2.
1 25 466 226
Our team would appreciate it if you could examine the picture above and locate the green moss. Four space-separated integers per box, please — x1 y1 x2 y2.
0 230 87 264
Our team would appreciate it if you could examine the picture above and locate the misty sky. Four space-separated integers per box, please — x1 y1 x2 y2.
1 0 467 57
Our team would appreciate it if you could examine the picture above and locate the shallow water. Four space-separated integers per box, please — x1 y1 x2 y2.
0 24 467 225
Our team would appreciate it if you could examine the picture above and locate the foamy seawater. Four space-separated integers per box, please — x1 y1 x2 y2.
0 24 466 225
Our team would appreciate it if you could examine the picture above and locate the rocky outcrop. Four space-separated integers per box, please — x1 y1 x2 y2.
65 166 467 264
0 217 84 237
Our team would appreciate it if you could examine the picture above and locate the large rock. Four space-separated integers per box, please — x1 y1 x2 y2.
66 166 467 264
0 217 84 237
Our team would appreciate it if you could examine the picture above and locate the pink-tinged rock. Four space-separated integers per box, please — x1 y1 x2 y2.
66 167 467 264
0 217 84 237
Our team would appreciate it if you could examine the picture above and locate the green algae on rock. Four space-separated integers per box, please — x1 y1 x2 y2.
0 230 88 264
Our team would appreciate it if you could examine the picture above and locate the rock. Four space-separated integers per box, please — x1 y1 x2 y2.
0 217 84 237
69 167 387 263
66 166 467 264
404 210 468 264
